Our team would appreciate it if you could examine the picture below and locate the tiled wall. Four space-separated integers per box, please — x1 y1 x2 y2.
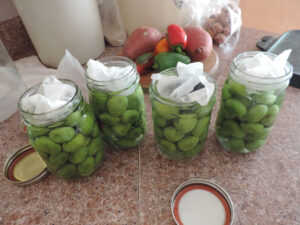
0 0 18 22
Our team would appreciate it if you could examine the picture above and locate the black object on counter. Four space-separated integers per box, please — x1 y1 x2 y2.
256 30 300 88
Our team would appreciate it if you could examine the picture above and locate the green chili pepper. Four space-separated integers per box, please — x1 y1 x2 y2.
153 52 190 72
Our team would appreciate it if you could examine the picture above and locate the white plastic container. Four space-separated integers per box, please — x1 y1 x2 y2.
13 0 105 68
0 39 26 122
117 0 182 34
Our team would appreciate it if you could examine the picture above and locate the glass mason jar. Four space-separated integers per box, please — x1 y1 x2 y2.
216 51 293 153
150 68 217 160
18 80 104 179
85 56 147 150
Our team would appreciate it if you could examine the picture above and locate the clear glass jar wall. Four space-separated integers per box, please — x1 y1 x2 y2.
150 68 217 160
216 51 293 153
19 80 104 179
86 56 147 149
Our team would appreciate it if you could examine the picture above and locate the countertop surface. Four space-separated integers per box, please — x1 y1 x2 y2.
1 27 300 225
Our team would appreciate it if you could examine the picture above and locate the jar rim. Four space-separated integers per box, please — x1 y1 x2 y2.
85 56 137 84
150 67 216 108
18 79 79 116
232 51 293 81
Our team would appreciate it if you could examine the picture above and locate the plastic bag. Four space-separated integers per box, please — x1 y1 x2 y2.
98 0 127 46
180 0 242 46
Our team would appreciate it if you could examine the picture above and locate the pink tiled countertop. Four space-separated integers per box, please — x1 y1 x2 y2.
1 27 299 225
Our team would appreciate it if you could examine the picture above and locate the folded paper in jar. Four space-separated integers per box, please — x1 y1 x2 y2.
151 62 215 106
237 49 292 78
15 50 86 96
21 76 76 114
86 59 134 93
56 50 86 97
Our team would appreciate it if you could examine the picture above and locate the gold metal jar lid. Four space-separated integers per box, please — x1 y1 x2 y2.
3 145 49 186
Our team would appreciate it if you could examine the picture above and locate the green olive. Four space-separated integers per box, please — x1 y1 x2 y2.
221 83 231 99
267 104 280 116
92 125 100 138
30 139 48 160
121 110 140 124
180 114 198 119
223 120 245 138
29 138 37 149
216 112 224 125
127 85 143 109
65 111 82 127
69 146 88 164
89 91 108 113
49 152 68 169
160 139 177 153
153 101 179 119
216 125 230 138
245 105 268 123
246 140 265 151
225 99 247 118
49 127 76 144
94 149 104 166
241 123 264 134
163 127 184 142
57 164 76 178
63 134 86 152
107 96 128 117
84 102 94 114
137 116 147 133
77 156 96 177
235 95 251 107
221 104 235 120
252 93 277 105
78 113 95 136
245 128 270 141
112 124 131 137
126 128 142 139
84 137 92 147
227 79 246 96
48 121 65 129
198 127 209 142
101 125 118 142
27 125 50 138
88 136 103 155
192 117 210 137
228 138 245 152
153 112 168 128
99 113 120 126
154 125 164 138
276 92 285 106
35 136 61 155
260 115 276 127
173 115 197 134
44 160 59 172
117 138 140 148
178 136 199 152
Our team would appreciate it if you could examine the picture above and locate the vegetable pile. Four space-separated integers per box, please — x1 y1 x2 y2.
123 24 213 75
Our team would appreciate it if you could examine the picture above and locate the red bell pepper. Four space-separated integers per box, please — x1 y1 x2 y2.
167 24 187 54
135 52 154 75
